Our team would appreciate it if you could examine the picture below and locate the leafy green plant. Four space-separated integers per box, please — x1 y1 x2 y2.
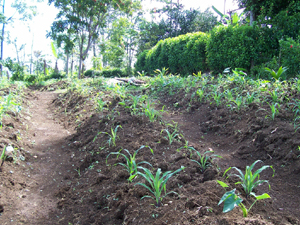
106 146 153 182
101 125 122 147
190 150 221 173
135 166 185 207
212 92 223 107
268 102 280 120
224 160 274 198
0 146 7 167
143 100 161 122
96 97 106 112
231 95 244 111
218 188 270 217
268 89 281 103
154 67 169 77
196 88 205 102
265 66 288 81
161 124 179 145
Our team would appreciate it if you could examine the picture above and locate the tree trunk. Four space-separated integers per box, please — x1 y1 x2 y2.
0 0 5 77
44 59 47 76
65 53 69 75
250 11 255 26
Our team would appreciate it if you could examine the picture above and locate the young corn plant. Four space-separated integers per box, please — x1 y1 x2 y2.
231 95 244 111
143 100 161 122
190 150 221 173
161 128 179 145
218 188 270 217
268 89 281 103
267 102 280 120
212 92 223 107
101 125 122 147
196 88 205 102
0 146 7 167
135 166 185 207
265 66 288 81
106 146 153 182
224 160 274 198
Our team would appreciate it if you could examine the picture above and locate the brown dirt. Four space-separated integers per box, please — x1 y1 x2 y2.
1 83 300 225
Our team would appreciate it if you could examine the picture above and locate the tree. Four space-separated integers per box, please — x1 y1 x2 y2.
234 0 293 23
48 0 141 78
0 0 38 76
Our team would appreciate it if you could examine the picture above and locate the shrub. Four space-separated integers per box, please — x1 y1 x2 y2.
135 50 149 74
3 58 25 81
135 32 209 76
207 25 277 74
84 69 101 77
101 68 127 78
49 71 66 79
279 37 300 78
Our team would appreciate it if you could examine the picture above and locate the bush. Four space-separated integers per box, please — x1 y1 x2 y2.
135 50 148 74
84 69 101 77
135 32 209 76
25 74 37 83
3 58 25 81
279 37 300 78
207 25 278 74
101 68 127 78
250 57 280 79
49 71 66 79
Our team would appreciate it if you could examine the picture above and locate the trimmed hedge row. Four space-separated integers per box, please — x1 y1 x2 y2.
135 25 280 76
279 38 300 79
207 25 277 73
135 32 209 75
84 68 127 78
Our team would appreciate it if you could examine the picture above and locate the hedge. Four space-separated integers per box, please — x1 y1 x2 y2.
279 37 300 78
135 32 209 76
84 68 127 78
206 25 278 73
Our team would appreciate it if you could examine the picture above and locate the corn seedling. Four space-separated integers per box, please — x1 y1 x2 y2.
137 71 147 77
231 95 244 111
161 128 179 145
0 146 7 167
268 89 281 103
135 166 185 207
267 102 280 120
143 100 161 122
212 92 223 107
246 92 256 105
218 188 270 217
177 139 196 158
96 98 106 112
100 125 122 147
224 160 274 198
265 66 288 81
196 88 205 102
154 67 169 77
190 150 221 173
106 146 153 182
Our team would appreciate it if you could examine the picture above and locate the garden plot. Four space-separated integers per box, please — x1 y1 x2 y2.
1 76 300 224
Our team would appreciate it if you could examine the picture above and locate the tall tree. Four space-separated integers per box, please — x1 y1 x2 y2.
0 0 38 76
48 0 141 78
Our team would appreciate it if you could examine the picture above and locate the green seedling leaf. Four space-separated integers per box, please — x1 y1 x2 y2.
217 180 229 188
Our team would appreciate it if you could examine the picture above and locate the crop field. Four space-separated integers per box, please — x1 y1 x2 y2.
0 73 300 224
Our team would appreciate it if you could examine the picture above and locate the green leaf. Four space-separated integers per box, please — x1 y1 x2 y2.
217 180 229 188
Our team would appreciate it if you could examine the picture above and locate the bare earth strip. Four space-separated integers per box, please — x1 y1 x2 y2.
1 92 73 224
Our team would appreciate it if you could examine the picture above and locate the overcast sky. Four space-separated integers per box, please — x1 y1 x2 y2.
5 0 238 67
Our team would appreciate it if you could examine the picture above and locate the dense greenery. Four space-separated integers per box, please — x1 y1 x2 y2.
136 32 208 75
207 25 276 73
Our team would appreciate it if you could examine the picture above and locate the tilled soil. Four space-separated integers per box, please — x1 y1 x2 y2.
0 84 300 225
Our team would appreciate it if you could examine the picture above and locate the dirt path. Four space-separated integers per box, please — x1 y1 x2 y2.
1 92 73 224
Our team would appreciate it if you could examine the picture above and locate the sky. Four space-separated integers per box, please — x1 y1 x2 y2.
5 0 238 68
